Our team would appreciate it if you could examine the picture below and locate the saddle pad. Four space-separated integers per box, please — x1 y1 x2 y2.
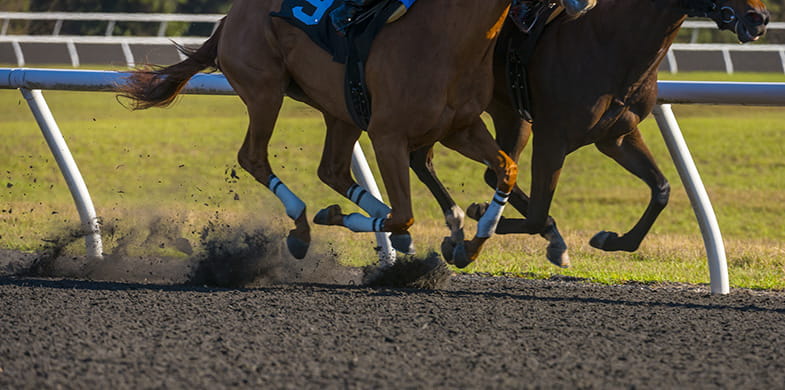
272 0 416 64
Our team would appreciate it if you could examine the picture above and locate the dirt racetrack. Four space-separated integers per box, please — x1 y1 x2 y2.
2 243 785 389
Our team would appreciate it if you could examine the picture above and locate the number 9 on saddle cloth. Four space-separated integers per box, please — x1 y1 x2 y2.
272 0 417 129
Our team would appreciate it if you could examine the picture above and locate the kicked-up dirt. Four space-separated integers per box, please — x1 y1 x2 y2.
1 243 784 389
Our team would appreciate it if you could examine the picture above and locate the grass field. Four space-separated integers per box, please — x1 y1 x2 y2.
1 70 783 289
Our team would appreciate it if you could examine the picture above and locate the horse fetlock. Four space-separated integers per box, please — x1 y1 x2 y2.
444 205 465 232
541 222 569 268
268 174 306 220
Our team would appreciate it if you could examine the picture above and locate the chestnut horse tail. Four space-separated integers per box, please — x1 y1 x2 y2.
119 18 225 110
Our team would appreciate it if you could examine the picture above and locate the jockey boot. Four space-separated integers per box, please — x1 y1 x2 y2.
330 0 381 34
509 0 541 33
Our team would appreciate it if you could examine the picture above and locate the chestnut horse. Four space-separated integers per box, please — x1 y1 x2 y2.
412 0 770 268
120 0 596 263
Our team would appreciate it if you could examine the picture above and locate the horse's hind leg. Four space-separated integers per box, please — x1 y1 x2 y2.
590 128 670 252
409 145 465 263
312 115 412 255
312 116 392 218
237 99 312 259
222 54 310 259
439 118 518 268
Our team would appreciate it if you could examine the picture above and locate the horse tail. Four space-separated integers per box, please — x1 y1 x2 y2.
119 18 225 110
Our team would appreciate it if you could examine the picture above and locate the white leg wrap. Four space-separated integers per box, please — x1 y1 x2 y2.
346 184 391 218
343 213 386 233
476 190 510 238
268 175 306 220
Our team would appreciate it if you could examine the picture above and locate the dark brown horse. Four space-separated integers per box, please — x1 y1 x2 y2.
120 0 595 263
413 0 770 268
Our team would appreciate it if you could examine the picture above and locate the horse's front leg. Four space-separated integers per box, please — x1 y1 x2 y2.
590 128 669 252
440 119 518 268
409 145 466 263
473 173 569 268
477 128 567 247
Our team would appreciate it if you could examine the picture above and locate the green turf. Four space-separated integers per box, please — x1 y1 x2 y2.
1 71 784 289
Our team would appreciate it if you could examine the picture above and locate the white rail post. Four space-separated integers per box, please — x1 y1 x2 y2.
20 88 104 259
351 142 396 266
652 104 729 294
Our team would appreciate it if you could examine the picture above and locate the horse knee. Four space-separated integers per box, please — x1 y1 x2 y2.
384 217 414 234
654 182 670 208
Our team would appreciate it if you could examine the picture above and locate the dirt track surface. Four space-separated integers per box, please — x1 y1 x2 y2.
2 272 785 389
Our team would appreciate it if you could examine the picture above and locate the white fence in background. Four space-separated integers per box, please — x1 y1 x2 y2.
0 12 223 37
3 68 785 294
2 12 785 72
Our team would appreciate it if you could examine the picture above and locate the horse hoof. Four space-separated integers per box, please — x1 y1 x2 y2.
441 237 456 264
466 202 488 221
451 242 474 269
390 233 415 255
546 245 570 268
313 204 342 225
286 233 309 259
590 231 617 251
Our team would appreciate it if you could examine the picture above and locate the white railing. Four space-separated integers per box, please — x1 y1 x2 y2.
2 13 784 72
3 69 785 294
0 18 785 74
0 12 222 37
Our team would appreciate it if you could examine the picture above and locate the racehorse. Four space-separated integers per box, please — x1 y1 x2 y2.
411 0 770 268
120 0 596 263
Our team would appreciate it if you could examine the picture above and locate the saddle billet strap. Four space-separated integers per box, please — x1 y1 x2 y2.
506 3 562 122
344 0 403 130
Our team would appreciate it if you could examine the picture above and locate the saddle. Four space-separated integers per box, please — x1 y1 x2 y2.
272 0 414 130
505 2 564 122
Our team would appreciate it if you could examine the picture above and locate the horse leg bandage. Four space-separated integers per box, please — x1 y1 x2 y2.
476 190 510 238
342 213 385 233
346 184 391 218
268 174 306 220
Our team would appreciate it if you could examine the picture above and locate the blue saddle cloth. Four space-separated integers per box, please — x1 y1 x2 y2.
272 0 416 64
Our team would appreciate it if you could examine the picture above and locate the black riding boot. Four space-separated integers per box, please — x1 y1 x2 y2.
330 0 381 34
509 0 539 33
